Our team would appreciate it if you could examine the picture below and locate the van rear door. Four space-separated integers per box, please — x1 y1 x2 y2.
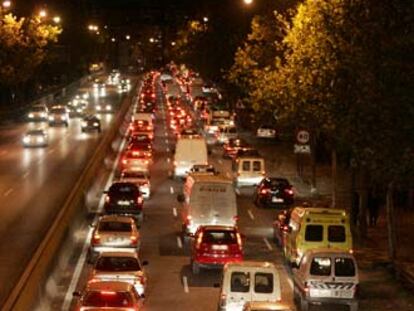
251 271 281 302
228 270 252 308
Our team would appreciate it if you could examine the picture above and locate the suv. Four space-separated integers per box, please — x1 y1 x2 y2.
88 215 141 262
48 105 69 127
103 182 144 223
254 177 294 207
191 225 243 274
293 249 359 311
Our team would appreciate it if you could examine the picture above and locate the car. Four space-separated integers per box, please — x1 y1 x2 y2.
256 124 277 139
243 302 292 311
191 225 243 274
217 125 238 144
22 129 48 147
293 249 359 311
178 128 200 139
223 138 250 159
127 134 153 149
81 115 101 132
129 120 153 134
89 252 148 296
67 101 86 118
88 215 141 262
121 150 152 173
120 170 151 199
188 164 216 176
272 208 293 247
254 177 294 207
73 281 144 310
26 105 48 122
117 78 131 93
93 80 106 97
95 102 113 113
103 182 144 223
48 105 69 127
233 156 265 188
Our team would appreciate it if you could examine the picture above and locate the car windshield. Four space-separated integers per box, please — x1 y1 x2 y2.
98 221 132 232
27 130 45 136
202 230 237 244
334 257 356 277
110 184 138 194
51 108 66 114
95 256 141 272
268 178 289 188
31 106 45 112
122 172 147 179
83 291 133 307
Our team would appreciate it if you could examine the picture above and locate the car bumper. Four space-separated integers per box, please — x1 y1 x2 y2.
195 256 243 267
306 296 358 307
236 176 263 187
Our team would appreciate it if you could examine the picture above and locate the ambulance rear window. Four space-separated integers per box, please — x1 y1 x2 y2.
305 225 323 242
335 258 356 277
328 225 346 242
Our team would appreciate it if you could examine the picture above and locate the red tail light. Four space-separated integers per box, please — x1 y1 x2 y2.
285 188 294 196
130 235 138 246
105 196 110 203
122 159 127 165
260 188 270 195
137 196 143 205
233 215 239 222
92 233 100 245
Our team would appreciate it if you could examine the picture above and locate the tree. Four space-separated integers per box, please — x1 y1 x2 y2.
0 9 61 106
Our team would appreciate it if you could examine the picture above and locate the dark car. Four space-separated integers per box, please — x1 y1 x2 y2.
81 115 101 132
223 138 250 159
104 182 144 223
253 177 294 207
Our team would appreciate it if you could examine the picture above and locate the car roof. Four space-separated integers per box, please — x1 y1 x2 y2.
304 248 356 258
99 215 134 223
245 302 291 311
189 174 232 184
98 251 139 259
86 281 134 292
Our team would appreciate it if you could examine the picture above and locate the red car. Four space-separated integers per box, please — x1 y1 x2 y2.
190 225 243 274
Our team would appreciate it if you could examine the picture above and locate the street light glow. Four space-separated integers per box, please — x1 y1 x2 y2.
2 0 11 8
111 37 116 42
171 41 176 46
39 9 47 18
126 35 131 40
53 16 61 24
243 0 253 4
149 37 155 43
203 16 209 22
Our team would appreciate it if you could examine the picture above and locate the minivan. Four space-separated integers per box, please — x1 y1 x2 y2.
233 156 265 188
216 261 282 311
173 137 208 178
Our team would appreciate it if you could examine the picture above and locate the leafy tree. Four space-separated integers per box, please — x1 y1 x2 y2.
0 9 61 105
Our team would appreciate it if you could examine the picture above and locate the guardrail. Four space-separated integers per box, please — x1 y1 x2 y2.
1 81 138 311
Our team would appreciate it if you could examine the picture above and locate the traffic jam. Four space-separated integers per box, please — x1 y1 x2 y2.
68 69 359 311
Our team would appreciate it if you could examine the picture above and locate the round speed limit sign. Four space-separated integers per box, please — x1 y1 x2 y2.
296 130 310 144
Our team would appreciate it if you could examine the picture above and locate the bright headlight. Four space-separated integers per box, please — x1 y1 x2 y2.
81 121 87 127
28 113 34 118
23 136 30 143
96 106 101 111
105 105 111 110
48 116 54 121
40 112 46 118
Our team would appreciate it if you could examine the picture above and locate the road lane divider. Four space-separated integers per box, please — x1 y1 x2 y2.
1 80 139 311
3 188 13 197
173 207 178 217
177 236 183 249
182 276 189 293
263 238 273 251
170 186 174 194
247 209 255 220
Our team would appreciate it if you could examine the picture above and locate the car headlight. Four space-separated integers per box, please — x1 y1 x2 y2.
28 113 34 118
23 136 30 143
36 136 45 142
96 106 101 111
48 116 54 121
81 121 87 127
93 122 99 126
76 108 82 113
83 93 89 100
105 105 111 110
40 112 46 118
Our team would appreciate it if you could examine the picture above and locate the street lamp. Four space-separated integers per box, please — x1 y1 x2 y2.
171 41 176 46
203 16 209 23
243 0 253 5
149 37 155 43
111 37 116 42
53 16 61 24
126 35 131 40
39 9 47 19
2 0 11 9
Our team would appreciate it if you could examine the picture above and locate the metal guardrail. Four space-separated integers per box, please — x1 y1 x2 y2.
1 82 137 311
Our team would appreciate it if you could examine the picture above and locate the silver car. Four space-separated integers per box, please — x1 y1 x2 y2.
120 170 151 199
48 105 69 127
89 252 148 296
88 215 141 262
22 129 48 147
26 105 48 122
95 102 113 113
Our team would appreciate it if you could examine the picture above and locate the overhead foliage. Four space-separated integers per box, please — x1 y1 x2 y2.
0 10 62 87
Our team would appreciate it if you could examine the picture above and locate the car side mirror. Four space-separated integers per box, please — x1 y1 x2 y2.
213 283 220 288
142 260 149 266
73 291 81 298
177 194 185 203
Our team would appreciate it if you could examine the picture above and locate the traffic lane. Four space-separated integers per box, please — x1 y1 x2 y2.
0 86 133 306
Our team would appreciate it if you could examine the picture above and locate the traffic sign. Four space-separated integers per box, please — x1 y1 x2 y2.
294 144 311 154
296 130 310 144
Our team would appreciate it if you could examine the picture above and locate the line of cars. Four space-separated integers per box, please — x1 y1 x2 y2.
72 71 158 311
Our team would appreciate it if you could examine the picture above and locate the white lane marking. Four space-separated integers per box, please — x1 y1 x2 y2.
177 236 183 249
287 277 294 290
167 158 171 163
173 207 178 217
4 188 13 197
0 150 8 156
170 186 174 194
247 209 255 220
62 131 128 311
165 139 169 144
226 172 231 178
166 147 170 152
23 171 30 179
47 149 54 155
218 159 223 164
182 276 189 293
263 237 273 251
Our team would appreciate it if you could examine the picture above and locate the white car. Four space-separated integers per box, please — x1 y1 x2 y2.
22 129 48 147
256 125 277 139
120 170 151 199
26 105 48 122
95 102 113 113
48 105 69 127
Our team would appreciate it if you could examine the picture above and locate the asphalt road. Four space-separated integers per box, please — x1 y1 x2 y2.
0 79 135 307
54 78 414 311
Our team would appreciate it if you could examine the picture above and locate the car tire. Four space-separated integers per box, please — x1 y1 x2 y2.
192 261 200 274
300 295 309 311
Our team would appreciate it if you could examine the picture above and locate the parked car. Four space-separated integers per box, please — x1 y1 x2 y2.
253 177 294 207
256 124 277 139
73 281 144 310
89 252 148 296
191 225 243 274
88 215 141 262
293 249 359 311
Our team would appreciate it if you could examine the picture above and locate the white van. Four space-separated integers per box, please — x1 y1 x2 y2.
233 156 265 188
178 175 238 236
173 137 208 178
216 261 282 311
133 112 153 128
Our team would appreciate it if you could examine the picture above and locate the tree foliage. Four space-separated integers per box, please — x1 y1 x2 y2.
0 10 62 88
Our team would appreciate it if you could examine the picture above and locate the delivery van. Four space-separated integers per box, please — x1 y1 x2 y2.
133 112 153 128
173 137 208 178
178 174 238 236
216 261 282 311
233 156 265 188
284 207 353 267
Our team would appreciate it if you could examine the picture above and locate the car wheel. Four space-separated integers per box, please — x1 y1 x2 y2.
192 261 200 274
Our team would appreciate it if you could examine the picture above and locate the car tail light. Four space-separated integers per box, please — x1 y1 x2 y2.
282 224 289 232
260 188 270 195
92 233 100 245
285 188 294 196
105 196 110 203
101 291 117 296
173 161 177 167
219 293 227 307
236 233 243 250
261 171 266 176
130 235 138 246
233 215 239 223
186 215 192 224
195 232 203 249
137 196 143 205
144 160 149 164
122 159 127 165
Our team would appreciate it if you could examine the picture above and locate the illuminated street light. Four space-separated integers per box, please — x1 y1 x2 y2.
243 0 253 4
2 1 11 9
149 37 155 43
203 16 209 23
111 37 116 42
39 9 47 18
171 41 176 46
126 35 131 40
88 24 99 31
53 16 61 24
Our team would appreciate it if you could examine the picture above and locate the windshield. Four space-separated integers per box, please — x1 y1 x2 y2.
310 257 332 276
95 256 141 272
202 230 237 244
51 108 66 114
31 106 46 112
83 291 133 307
98 221 132 232
110 184 138 194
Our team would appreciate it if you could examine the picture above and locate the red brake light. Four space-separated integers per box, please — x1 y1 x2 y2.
233 215 239 223
122 159 127 165
285 188 294 195
105 195 110 203
101 291 116 296
92 233 100 245
137 196 143 205
260 188 270 195
130 235 138 246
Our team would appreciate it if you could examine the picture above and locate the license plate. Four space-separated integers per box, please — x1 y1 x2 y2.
212 245 228 251
334 290 353 299
272 197 284 203
118 200 130 206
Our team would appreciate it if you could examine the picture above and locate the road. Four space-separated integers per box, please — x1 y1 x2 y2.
0 78 134 307
53 77 414 311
